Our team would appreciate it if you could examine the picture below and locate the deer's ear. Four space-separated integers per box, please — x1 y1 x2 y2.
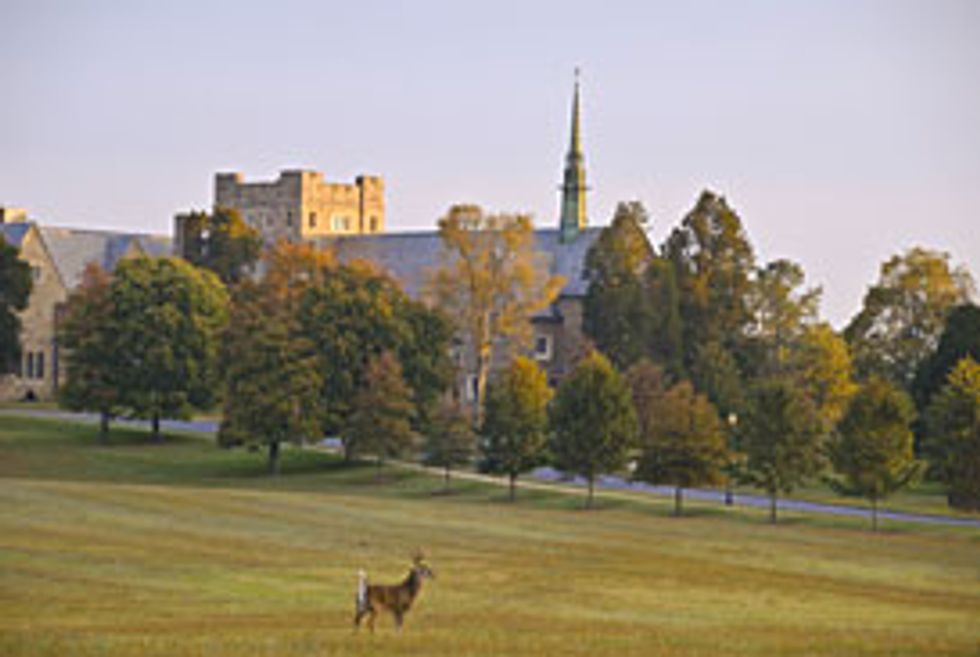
412 548 426 565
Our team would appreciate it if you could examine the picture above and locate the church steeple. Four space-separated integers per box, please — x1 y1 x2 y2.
560 68 587 243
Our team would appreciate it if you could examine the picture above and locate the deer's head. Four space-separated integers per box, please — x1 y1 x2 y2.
412 550 436 580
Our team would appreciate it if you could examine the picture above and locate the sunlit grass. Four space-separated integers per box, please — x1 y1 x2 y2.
0 416 977 656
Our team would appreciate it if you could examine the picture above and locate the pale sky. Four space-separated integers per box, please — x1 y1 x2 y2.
1 0 977 327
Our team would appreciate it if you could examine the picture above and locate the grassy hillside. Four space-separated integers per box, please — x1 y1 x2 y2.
0 416 977 656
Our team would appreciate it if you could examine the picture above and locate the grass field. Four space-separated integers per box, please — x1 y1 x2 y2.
1 416 978 656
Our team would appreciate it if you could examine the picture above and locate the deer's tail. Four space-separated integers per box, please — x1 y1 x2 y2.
356 569 368 611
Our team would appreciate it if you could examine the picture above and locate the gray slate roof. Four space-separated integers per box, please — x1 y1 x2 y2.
318 226 601 300
38 226 173 288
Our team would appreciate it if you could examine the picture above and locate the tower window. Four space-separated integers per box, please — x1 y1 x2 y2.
370 216 378 232
309 212 317 228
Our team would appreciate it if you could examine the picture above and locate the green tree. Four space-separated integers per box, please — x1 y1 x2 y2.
741 379 824 523
218 280 322 475
0 238 32 374
583 202 657 369
429 205 564 423
481 356 553 501
924 357 980 510
845 247 975 389
58 264 121 438
746 259 821 376
912 303 980 411
663 190 757 371
827 377 918 530
550 351 638 508
178 207 262 285
111 256 229 441
423 398 476 492
789 323 858 433
632 379 729 516
299 262 453 446
644 258 685 378
347 351 419 479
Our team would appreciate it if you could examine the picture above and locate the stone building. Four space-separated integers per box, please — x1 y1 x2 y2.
206 169 385 243
312 75 599 397
0 211 170 401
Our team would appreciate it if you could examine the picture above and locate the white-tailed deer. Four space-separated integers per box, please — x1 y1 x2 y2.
354 551 435 632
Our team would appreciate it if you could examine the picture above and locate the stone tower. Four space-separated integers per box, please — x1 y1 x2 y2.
560 70 588 243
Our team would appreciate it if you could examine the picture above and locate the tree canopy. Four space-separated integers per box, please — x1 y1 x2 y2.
111 256 229 440
0 238 32 374
912 303 980 411
480 356 553 501
583 201 683 377
740 378 824 523
550 351 638 508
924 356 980 511
429 205 563 422
177 207 262 285
347 350 419 477
828 377 918 530
845 247 975 389
299 262 453 440
218 278 322 474
632 378 729 516
58 264 120 437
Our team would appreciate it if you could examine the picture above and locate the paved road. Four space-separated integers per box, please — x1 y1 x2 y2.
4 408 979 529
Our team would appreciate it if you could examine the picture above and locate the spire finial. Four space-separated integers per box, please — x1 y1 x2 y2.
560 68 587 242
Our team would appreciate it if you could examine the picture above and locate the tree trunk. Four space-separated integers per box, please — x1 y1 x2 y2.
268 441 281 476
376 456 383 482
871 495 878 532
509 472 516 502
151 412 161 443
99 410 110 442
586 476 595 509
674 486 683 517
444 465 451 492
475 345 490 427
769 492 778 524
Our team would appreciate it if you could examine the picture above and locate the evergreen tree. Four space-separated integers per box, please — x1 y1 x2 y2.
481 356 552 501
218 280 322 474
423 398 476 492
924 357 980 510
0 238 31 374
828 377 918 530
741 379 824 523
58 264 121 438
347 351 419 479
550 351 638 508
583 202 657 369
912 303 980 411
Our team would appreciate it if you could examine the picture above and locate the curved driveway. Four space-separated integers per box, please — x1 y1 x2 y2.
3 408 978 529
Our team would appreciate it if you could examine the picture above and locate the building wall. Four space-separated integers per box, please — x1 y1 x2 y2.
214 170 384 243
0 228 68 401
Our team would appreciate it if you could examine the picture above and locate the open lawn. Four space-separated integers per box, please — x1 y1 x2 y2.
1 416 978 656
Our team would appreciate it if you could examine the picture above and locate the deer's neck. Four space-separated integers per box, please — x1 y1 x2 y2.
402 570 423 599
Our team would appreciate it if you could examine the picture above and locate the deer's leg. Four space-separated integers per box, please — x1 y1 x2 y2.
393 610 404 631
367 609 376 633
